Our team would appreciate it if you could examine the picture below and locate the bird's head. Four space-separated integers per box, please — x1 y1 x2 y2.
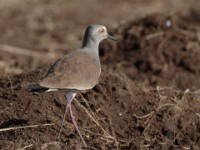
82 24 116 48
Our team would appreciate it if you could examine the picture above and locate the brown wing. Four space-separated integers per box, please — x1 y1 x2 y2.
39 51 101 90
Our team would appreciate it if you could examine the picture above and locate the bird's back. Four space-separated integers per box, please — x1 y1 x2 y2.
39 50 101 90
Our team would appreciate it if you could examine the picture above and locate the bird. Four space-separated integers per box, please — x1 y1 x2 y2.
27 24 116 146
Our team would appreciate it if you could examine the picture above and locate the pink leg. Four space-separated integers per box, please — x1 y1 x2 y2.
69 103 87 147
58 102 70 138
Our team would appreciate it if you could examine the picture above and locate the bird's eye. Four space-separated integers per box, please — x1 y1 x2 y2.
99 28 104 33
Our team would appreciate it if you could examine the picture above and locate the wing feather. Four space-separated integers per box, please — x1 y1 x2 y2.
39 51 101 90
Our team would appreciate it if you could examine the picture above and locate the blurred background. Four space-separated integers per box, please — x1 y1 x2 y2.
0 1 200 149
0 0 199 76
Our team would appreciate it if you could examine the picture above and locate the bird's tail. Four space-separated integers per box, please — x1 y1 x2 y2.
26 84 49 93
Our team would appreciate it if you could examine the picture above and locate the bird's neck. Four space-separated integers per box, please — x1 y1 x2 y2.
81 38 100 56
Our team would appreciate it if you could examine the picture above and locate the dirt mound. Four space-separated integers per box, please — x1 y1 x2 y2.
100 14 200 90
1 13 200 149
0 66 200 149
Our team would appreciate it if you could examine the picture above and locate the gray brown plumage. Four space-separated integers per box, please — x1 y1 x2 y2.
27 24 115 147
40 51 101 90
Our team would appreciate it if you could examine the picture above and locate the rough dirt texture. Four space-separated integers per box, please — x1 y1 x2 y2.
0 0 200 150
100 14 200 90
0 67 200 149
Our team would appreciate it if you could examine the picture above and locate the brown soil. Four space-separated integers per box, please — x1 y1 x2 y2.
100 14 200 90
0 67 200 149
0 1 200 150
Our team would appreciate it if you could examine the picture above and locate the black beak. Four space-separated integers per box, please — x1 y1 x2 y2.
107 33 117 41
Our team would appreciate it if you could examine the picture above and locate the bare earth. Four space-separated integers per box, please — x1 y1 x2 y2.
0 0 200 149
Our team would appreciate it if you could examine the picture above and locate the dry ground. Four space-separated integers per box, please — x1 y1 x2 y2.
0 0 200 149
